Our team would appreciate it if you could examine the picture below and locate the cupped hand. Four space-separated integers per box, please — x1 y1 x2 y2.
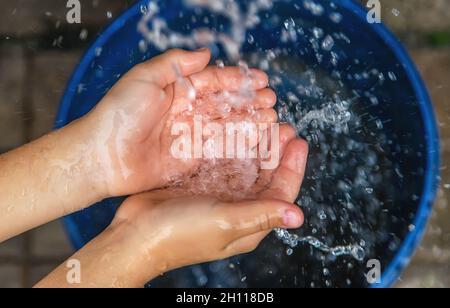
107 136 308 284
85 48 276 197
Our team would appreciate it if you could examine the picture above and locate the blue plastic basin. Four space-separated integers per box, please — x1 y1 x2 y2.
56 0 440 288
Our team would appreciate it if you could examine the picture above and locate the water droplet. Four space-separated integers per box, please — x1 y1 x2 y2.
351 246 365 261
267 50 276 61
370 96 380 106
95 47 103 57
304 0 324 16
389 241 398 251
79 29 88 40
329 12 343 23
321 35 334 51
284 18 296 30
375 119 383 129
365 187 374 194
392 9 400 17
247 34 255 44
388 71 397 81
312 27 324 39
140 4 148 15
216 60 225 68
139 40 147 53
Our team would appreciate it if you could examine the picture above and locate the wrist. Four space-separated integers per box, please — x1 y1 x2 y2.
81 109 155 198
38 221 159 288
103 218 166 286
51 115 111 205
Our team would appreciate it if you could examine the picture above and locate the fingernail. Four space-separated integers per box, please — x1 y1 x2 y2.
283 210 301 228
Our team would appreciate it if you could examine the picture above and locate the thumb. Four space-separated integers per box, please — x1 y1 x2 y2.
133 48 211 88
228 199 304 239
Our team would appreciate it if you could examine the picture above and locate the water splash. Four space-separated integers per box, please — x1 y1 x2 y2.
138 0 279 60
136 0 405 287
274 229 366 261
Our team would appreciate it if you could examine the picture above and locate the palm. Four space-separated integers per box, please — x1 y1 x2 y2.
95 59 277 196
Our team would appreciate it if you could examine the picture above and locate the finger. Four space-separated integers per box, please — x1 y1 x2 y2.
132 48 211 88
254 124 297 191
224 231 269 256
218 108 277 123
170 77 197 114
258 123 296 162
212 109 277 157
227 199 304 239
252 108 278 123
190 88 275 120
189 66 269 93
260 139 309 203
216 88 276 112
253 88 277 109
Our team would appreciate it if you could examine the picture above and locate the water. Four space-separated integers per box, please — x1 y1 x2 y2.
321 35 334 51
275 229 365 261
139 0 367 261
138 0 279 60
391 9 401 17
137 0 409 288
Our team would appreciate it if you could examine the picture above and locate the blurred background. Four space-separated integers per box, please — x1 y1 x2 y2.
0 0 449 287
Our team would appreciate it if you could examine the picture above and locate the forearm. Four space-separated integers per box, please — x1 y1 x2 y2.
0 116 108 242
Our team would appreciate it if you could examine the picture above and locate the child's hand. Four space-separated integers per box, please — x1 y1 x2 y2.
111 195 302 281
36 137 307 288
108 137 308 286
84 48 275 197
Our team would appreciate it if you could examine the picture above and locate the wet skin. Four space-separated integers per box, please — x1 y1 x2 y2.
36 135 308 288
